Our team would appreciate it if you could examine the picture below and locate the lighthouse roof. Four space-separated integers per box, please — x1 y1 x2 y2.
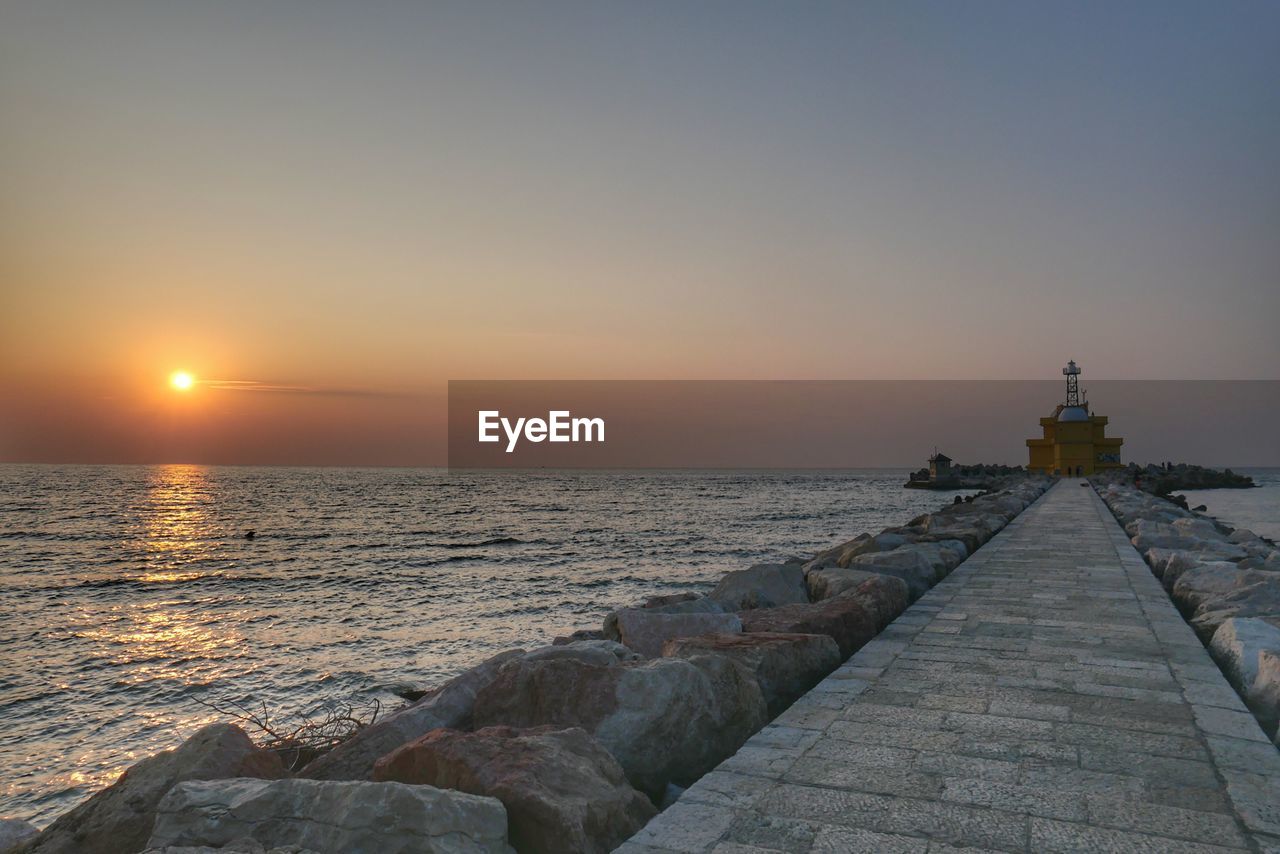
1058 405 1090 423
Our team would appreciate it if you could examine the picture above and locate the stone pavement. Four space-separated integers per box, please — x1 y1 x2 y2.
619 480 1280 853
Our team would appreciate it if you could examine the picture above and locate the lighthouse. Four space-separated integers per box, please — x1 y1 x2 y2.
1025 360 1124 476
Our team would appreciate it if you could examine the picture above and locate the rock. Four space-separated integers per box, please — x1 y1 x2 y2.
1160 552 1216 592
990 494 1030 515
1125 519 1177 539
0 820 38 852
839 574 911 630
1252 649 1280 738
1188 570 1280 639
1131 532 1247 561
1171 517 1230 541
906 540 968 573
386 681 430 703
1143 548 1199 583
659 784 684 810
1209 617 1280 736
639 593 700 608
708 563 808 610
299 649 524 781
372 726 654 854
806 532 912 571
805 567 883 602
143 842 311 854
1228 529 1263 546
919 515 1002 554
612 609 743 658
552 629 604 645
602 596 725 642
1171 562 1246 613
849 546 946 600
23 724 284 854
662 632 840 717
738 595 878 659
1120 506 1187 528
806 533 871 570
146 777 511 854
470 654 766 799
1210 617 1280 694
523 640 641 666
868 532 914 552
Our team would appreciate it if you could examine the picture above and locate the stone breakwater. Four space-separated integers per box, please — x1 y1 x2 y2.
5 479 1049 854
1129 462 1257 496
1093 476 1280 746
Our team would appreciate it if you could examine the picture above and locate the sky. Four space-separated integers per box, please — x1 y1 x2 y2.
2 1 1278 465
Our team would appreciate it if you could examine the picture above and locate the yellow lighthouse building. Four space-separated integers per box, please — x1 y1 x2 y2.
1026 360 1124 476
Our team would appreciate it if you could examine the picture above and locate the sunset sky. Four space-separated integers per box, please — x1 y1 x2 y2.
2 2 1278 465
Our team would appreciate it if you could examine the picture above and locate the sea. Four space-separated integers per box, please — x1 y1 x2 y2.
2 465 1276 827
0 465 973 826
1179 468 1280 542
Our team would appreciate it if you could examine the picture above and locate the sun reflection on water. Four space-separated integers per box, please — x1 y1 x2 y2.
142 464 215 560
72 464 251 681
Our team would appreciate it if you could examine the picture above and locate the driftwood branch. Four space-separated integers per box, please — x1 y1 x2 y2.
193 694 382 771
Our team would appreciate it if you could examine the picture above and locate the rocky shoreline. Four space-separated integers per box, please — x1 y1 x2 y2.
1129 462 1257 497
4 477 1051 854
1092 472 1280 748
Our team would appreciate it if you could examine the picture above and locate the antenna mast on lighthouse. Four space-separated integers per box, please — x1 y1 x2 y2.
1062 360 1082 407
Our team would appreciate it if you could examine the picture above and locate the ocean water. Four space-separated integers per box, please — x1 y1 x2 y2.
1179 468 1280 541
1 464 976 826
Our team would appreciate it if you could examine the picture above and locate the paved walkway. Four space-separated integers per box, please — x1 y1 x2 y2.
620 480 1280 853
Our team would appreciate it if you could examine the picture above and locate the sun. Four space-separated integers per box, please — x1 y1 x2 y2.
169 371 195 391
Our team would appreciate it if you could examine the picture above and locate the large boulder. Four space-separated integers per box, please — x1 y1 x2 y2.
1253 650 1280 738
906 540 967 573
985 495 1029 516
1144 549 1207 587
300 649 524 781
146 777 511 854
372 726 654 854
1132 531 1247 561
1188 571 1280 640
839 574 911 630
1126 520 1178 540
708 563 808 611
1229 528 1267 547
1171 517 1230 541
919 512 1005 553
23 724 284 854
612 609 742 658
1162 552 1218 592
0 820 38 852
1120 506 1186 530
1171 563 1247 613
662 632 840 717
807 534 868 570
470 654 766 799
1210 617 1280 699
602 596 725 642
806 567 881 602
737 595 878 659
848 546 946 600
806 532 912 571
522 641 641 667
